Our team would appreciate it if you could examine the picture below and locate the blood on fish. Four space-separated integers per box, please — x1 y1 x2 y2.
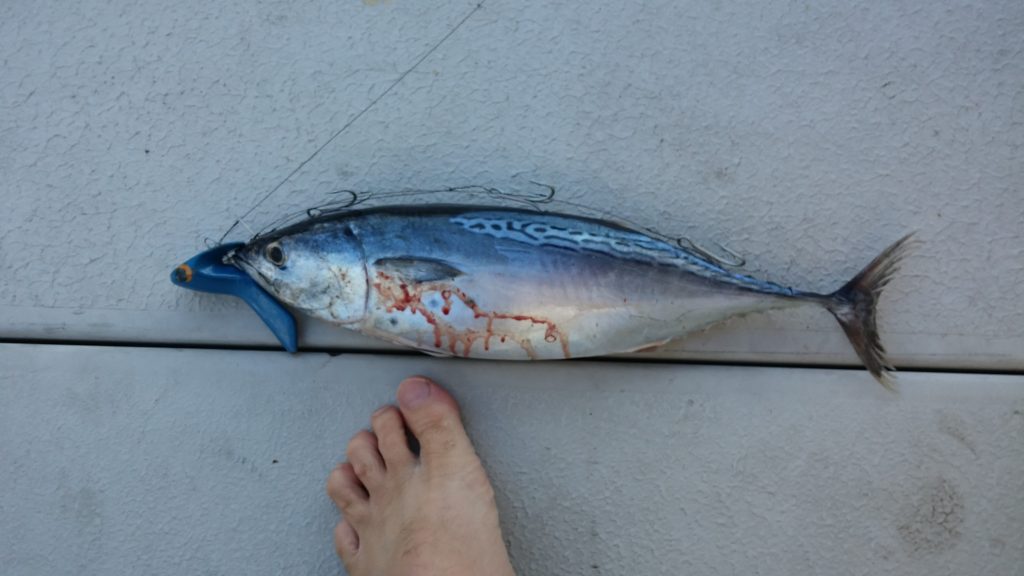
484 316 494 351
371 272 570 358
373 274 444 347
447 287 570 359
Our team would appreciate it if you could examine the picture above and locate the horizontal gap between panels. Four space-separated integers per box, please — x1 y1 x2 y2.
1 336 1022 378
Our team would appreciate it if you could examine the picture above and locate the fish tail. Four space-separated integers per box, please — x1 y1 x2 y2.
822 233 917 390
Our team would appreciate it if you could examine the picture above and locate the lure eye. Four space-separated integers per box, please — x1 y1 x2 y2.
173 264 192 283
265 243 286 267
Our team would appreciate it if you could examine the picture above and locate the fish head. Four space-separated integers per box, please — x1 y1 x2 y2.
230 226 368 325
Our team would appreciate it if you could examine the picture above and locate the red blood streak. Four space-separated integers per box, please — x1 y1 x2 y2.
373 273 442 347
447 287 570 358
483 316 494 351
371 273 570 358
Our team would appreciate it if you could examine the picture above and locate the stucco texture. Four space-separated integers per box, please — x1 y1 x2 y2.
2 2 1024 575
2 345 1023 575
1 0 1023 368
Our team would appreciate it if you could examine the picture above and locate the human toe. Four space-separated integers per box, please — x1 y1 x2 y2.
327 462 368 518
396 376 472 462
333 519 360 565
371 405 414 469
346 430 386 491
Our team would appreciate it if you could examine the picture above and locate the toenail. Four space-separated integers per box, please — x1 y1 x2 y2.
372 405 390 417
398 377 432 409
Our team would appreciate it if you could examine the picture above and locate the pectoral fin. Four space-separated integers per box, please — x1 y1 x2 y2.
373 257 464 284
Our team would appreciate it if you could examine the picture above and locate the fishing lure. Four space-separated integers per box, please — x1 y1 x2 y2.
183 204 913 388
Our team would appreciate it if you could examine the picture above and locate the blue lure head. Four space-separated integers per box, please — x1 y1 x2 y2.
170 242 298 353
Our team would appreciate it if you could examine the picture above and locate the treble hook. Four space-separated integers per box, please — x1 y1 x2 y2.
476 180 557 206
523 181 557 203
301 189 368 219
324 189 365 208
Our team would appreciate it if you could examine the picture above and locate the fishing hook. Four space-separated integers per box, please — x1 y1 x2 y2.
675 236 746 268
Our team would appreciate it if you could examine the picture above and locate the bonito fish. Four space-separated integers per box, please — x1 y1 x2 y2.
229 205 913 387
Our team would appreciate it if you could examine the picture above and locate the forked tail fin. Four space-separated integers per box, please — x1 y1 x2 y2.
824 233 916 390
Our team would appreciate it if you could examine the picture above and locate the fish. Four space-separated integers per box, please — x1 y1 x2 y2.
228 204 914 388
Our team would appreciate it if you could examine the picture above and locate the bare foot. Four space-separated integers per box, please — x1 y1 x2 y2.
326 376 516 576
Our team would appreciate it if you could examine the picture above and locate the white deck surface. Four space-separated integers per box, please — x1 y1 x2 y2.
3 345 1023 575
2 1 1022 575
2 0 1022 369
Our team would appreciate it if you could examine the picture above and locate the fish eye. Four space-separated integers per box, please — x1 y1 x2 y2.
265 242 286 267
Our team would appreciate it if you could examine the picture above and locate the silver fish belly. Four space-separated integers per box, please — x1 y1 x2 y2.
232 205 913 386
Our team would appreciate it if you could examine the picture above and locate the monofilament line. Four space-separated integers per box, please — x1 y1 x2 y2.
218 1 487 245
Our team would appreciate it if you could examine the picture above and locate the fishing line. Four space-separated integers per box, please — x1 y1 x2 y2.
254 180 747 269
217 1 487 245
212 0 745 270
251 182 553 239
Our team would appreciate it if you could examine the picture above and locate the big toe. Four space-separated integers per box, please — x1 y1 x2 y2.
397 377 473 463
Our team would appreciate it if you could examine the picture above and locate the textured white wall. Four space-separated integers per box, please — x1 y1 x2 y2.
2 345 1023 575
2 0 1023 368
